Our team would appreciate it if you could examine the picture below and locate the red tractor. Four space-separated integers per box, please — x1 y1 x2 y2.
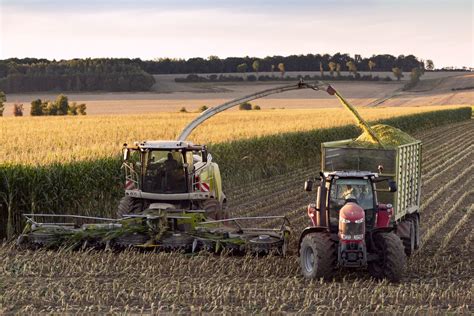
299 139 421 282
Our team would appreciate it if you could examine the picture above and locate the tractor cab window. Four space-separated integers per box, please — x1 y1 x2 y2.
329 178 375 225
143 150 187 193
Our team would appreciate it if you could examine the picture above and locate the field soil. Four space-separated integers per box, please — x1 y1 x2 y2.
1 120 472 313
3 71 472 116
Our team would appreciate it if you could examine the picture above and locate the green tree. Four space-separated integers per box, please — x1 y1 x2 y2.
392 67 403 81
46 101 59 115
328 62 336 76
55 94 69 115
346 61 358 76
271 64 275 73
368 60 376 75
336 63 341 77
425 59 434 71
13 103 24 116
319 61 324 77
30 99 44 116
0 91 6 116
68 102 78 115
237 63 248 76
239 102 252 110
198 105 209 112
252 60 260 77
278 63 285 78
77 103 87 115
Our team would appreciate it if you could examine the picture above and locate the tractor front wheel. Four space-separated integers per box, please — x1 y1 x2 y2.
299 233 336 280
368 232 406 282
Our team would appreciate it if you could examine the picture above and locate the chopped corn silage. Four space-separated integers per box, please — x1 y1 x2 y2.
351 124 418 148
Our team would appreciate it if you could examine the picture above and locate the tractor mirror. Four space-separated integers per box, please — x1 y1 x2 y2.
388 180 397 192
123 148 130 161
202 150 208 163
304 180 313 192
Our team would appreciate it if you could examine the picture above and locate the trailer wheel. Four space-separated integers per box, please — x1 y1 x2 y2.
202 199 228 220
413 215 420 249
402 220 416 256
299 233 335 280
117 196 142 218
368 232 406 282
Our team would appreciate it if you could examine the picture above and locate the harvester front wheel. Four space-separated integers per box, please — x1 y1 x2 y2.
117 196 142 218
299 233 335 280
201 199 228 220
368 232 406 282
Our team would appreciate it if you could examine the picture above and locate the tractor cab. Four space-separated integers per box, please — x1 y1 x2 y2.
305 171 397 230
327 172 378 230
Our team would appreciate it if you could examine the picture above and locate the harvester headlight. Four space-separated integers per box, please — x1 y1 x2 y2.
354 218 364 224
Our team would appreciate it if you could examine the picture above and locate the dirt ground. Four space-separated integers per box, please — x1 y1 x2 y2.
2 71 472 116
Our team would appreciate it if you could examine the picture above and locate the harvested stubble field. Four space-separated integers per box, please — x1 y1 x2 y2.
1 120 472 313
0 105 465 165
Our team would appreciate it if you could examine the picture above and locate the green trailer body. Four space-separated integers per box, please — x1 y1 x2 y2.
321 140 422 221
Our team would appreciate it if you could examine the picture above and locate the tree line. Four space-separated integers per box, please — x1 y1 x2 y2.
0 92 86 117
140 53 426 74
0 54 429 93
0 58 155 93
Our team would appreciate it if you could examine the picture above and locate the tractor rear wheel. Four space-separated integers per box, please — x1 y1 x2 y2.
116 196 142 218
299 233 336 280
201 199 228 220
368 232 406 282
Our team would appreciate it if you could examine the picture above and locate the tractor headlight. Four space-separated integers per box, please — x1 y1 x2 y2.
340 233 351 240
353 234 364 240
354 218 364 224
340 218 351 224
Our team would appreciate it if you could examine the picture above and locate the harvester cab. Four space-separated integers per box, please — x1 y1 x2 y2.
120 140 227 220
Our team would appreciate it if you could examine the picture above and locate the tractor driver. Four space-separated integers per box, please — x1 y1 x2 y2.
340 184 356 200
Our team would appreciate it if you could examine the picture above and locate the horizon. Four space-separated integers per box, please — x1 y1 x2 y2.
0 0 473 68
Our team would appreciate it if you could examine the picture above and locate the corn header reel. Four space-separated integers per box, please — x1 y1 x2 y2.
17 204 290 255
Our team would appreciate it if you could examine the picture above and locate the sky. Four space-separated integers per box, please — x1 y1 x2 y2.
0 0 472 68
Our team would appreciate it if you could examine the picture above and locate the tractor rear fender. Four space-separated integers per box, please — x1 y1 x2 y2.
298 226 330 253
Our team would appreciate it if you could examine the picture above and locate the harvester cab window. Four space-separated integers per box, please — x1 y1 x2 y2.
329 178 375 225
143 150 187 193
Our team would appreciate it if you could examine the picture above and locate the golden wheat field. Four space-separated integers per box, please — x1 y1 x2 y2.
0 105 465 165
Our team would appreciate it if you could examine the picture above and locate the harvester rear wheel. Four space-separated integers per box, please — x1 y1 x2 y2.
117 196 142 218
299 233 336 280
201 199 228 220
368 232 406 282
